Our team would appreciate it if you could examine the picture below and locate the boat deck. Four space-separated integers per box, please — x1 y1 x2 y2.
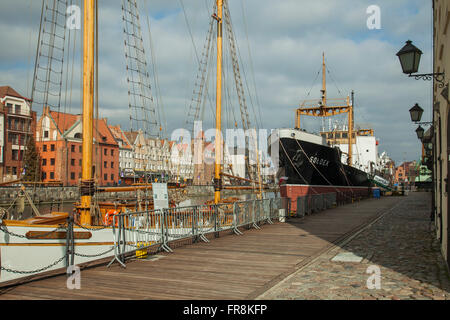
0 196 403 300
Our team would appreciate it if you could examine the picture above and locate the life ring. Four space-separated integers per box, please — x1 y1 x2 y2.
103 209 119 227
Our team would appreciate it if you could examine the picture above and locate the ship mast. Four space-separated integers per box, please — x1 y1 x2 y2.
295 53 353 165
79 0 95 225
214 0 223 204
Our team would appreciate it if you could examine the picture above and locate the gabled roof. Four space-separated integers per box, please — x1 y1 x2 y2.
124 131 139 146
44 108 117 146
93 119 117 146
0 86 31 101
49 110 80 134
109 125 132 150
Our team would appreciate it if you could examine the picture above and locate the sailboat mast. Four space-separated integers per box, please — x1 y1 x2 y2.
214 0 223 204
321 52 326 106
80 0 95 225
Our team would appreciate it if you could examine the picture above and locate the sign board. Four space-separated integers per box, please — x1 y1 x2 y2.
373 175 389 187
152 183 169 211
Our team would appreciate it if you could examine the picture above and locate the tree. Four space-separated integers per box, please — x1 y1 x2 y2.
22 134 41 182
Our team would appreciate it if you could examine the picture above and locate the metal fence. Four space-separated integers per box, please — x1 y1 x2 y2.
108 197 290 267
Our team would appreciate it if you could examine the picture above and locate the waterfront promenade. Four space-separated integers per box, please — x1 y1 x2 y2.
0 192 448 300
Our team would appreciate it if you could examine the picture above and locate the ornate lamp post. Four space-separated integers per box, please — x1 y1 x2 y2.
397 40 445 88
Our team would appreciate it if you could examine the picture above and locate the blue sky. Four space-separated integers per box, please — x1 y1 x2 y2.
0 0 435 164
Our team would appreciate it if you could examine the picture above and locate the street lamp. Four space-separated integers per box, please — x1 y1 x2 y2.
396 40 446 88
409 103 424 122
396 40 422 75
416 125 425 140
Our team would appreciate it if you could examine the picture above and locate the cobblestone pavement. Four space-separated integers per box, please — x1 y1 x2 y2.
258 192 450 300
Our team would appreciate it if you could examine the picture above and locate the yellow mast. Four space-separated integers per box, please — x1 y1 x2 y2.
348 93 353 166
80 0 95 225
214 0 223 204
321 52 326 106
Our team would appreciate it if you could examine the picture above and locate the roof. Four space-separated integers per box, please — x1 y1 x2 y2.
49 110 80 134
109 125 132 150
93 118 117 146
0 86 31 101
124 131 139 145
45 108 117 146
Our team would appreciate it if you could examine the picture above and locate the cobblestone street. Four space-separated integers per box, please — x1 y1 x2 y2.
258 192 450 300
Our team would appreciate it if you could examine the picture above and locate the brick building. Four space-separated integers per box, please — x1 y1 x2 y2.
0 86 36 183
36 107 119 186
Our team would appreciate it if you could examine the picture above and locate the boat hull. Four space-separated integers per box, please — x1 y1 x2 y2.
275 132 372 212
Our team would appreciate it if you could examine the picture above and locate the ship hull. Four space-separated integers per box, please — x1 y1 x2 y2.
273 131 372 212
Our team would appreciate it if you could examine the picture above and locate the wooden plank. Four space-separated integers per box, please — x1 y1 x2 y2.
25 231 92 240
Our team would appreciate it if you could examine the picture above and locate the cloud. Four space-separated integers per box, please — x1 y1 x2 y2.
0 0 433 164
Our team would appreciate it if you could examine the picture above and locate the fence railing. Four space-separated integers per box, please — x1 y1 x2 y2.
107 197 290 267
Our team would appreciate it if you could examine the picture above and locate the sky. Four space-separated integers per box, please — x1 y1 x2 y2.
0 0 434 164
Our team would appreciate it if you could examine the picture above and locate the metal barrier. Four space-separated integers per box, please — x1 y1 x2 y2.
108 197 290 267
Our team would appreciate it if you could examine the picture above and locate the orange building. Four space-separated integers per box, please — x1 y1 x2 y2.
36 107 119 186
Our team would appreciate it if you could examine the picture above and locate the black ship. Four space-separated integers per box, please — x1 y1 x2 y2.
275 128 371 188
271 54 372 191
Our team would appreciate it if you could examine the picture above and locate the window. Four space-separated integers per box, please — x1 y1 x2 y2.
71 159 75 166
43 144 47 152
50 172 55 179
50 158 55 165
74 133 82 139
42 171 47 180
335 133 341 139
42 159 47 166
111 162 114 169
342 133 348 139
12 167 17 175
6 167 11 175
12 150 19 161
51 144 55 151
104 149 107 156
79 159 82 166
111 174 114 181
104 161 107 168
111 149 114 156
79 146 82 153
104 173 108 181
71 172 75 180
8 133 18 144
6 103 12 113
71 145 75 152
44 131 49 138
15 105 21 114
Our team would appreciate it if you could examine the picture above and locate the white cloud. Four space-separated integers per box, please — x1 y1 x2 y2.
0 0 433 163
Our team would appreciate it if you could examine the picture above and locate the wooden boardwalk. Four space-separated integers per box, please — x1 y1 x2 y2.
0 196 403 300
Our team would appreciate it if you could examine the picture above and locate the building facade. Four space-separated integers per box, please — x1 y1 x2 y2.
0 86 36 182
432 0 450 268
109 125 134 179
36 107 119 186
